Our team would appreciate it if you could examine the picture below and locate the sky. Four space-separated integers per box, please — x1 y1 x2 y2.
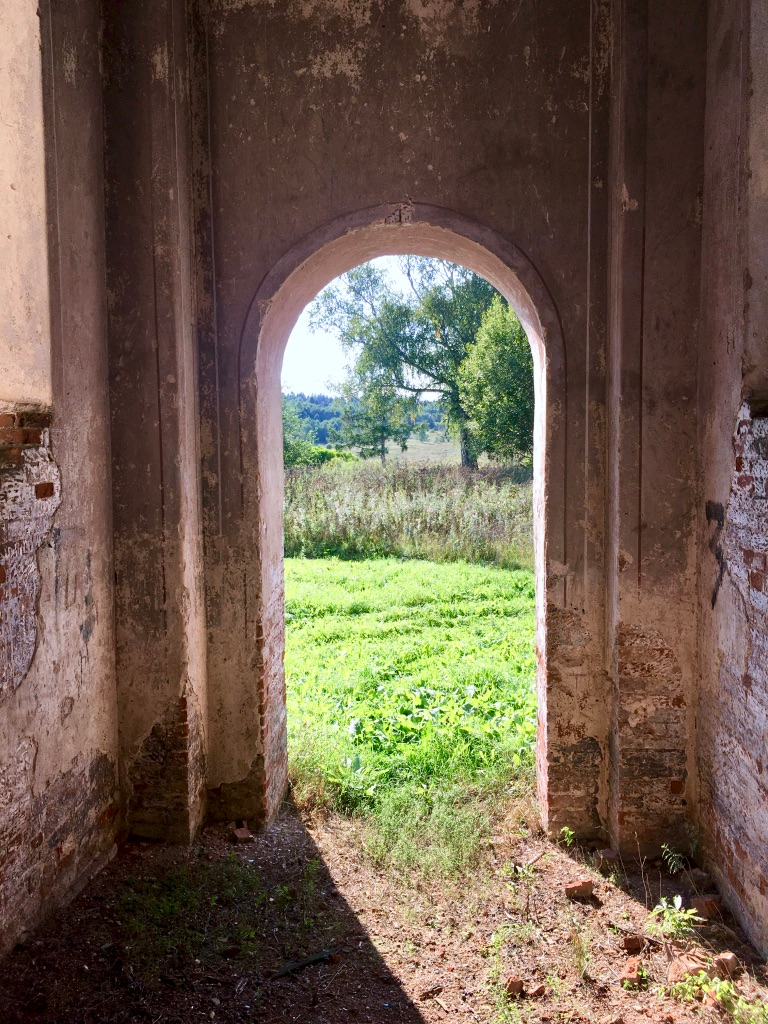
281 256 412 395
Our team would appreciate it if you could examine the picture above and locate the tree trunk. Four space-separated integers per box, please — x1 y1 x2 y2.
459 425 478 470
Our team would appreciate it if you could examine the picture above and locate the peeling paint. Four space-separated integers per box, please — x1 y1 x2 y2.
0 424 61 703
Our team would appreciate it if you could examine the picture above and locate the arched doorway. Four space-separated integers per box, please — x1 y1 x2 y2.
221 204 569 831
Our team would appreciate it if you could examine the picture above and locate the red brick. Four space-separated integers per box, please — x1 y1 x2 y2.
0 414 15 428
34 482 55 500
749 571 764 592
565 878 594 899
0 429 26 446
670 779 684 794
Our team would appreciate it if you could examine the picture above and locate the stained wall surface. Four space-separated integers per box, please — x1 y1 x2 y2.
1 0 768 963
0 0 119 954
697 0 768 955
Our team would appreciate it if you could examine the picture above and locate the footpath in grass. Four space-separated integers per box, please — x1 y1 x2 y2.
285 556 537 876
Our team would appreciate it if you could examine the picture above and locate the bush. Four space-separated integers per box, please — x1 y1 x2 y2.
284 461 533 569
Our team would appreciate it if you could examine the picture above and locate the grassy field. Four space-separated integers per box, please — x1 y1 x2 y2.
285 461 533 569
285 556 536 876
390 434 461 464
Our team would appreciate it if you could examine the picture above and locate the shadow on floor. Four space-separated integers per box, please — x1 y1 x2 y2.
0 807 428 1024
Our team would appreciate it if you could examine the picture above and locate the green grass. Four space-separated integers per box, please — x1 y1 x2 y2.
285 557 537 877
118 854 272 974
284 461 534 568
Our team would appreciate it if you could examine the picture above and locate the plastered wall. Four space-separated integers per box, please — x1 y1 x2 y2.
697 0 768 956
0 0 119 955
0 0 51 409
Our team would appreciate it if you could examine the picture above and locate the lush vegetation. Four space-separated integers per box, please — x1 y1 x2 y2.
285 557 537 876
284 460 533 569
282 391 446 466
308 258 534 468
458 294 535 464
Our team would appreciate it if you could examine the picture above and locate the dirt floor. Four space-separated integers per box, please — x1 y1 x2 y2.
1 801 765 1024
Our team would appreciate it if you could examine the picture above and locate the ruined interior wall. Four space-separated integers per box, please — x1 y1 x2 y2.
195 0 612 834
697 0 768 955
0 0 120 955
103 0 208 841
606 0 706 854
0 0 52 410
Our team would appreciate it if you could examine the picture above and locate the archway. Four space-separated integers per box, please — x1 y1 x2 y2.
230 204 569 830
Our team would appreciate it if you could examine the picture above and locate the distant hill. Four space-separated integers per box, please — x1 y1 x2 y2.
282 392 445 446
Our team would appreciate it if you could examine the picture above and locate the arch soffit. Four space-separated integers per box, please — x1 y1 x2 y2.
238 204 565 388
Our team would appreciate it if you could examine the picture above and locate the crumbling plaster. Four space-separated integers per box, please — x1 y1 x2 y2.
0 0 120 956
697 0 768 954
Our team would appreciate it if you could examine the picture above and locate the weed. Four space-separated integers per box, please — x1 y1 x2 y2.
665 971 768 1023
284 461 533 568
365 781 492 877
118 856 268 974
485 925 528 1022
647 895 702 939
559 826 575 848
569 925 591 978
622 963 649 990
661 843 685 876
543 971 566 998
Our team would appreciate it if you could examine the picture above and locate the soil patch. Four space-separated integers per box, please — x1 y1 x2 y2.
0 804 765 1024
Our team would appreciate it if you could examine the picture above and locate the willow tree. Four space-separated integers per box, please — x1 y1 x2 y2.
310 258 497 469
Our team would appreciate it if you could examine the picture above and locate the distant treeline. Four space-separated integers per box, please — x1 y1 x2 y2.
283 392 445 445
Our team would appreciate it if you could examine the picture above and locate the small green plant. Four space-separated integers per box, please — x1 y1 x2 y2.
661 843 685 876
647 895 702 939
504 861 535 883
666 971 768 1024
569 925 591 977
707 978 768 1023
559 826 575 848
622 963 648 990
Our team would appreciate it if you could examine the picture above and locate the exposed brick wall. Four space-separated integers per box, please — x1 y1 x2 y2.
700 403 768 950
124 687 207 843
0 745 118 955
540 607 603 838
614 625 688 849
0 413 120 954
0 414 61 703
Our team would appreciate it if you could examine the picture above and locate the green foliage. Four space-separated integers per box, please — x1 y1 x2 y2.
559 825 575 848
647 895 702 939
661 842 686 876
283 397 359 467
283 398 320 467
335 371 417 462
283 392 343 445
285 557 537 875
118 855 269 973
666 971 768 1023
284 460 534 569
310 258 500 468
458 295 534 466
